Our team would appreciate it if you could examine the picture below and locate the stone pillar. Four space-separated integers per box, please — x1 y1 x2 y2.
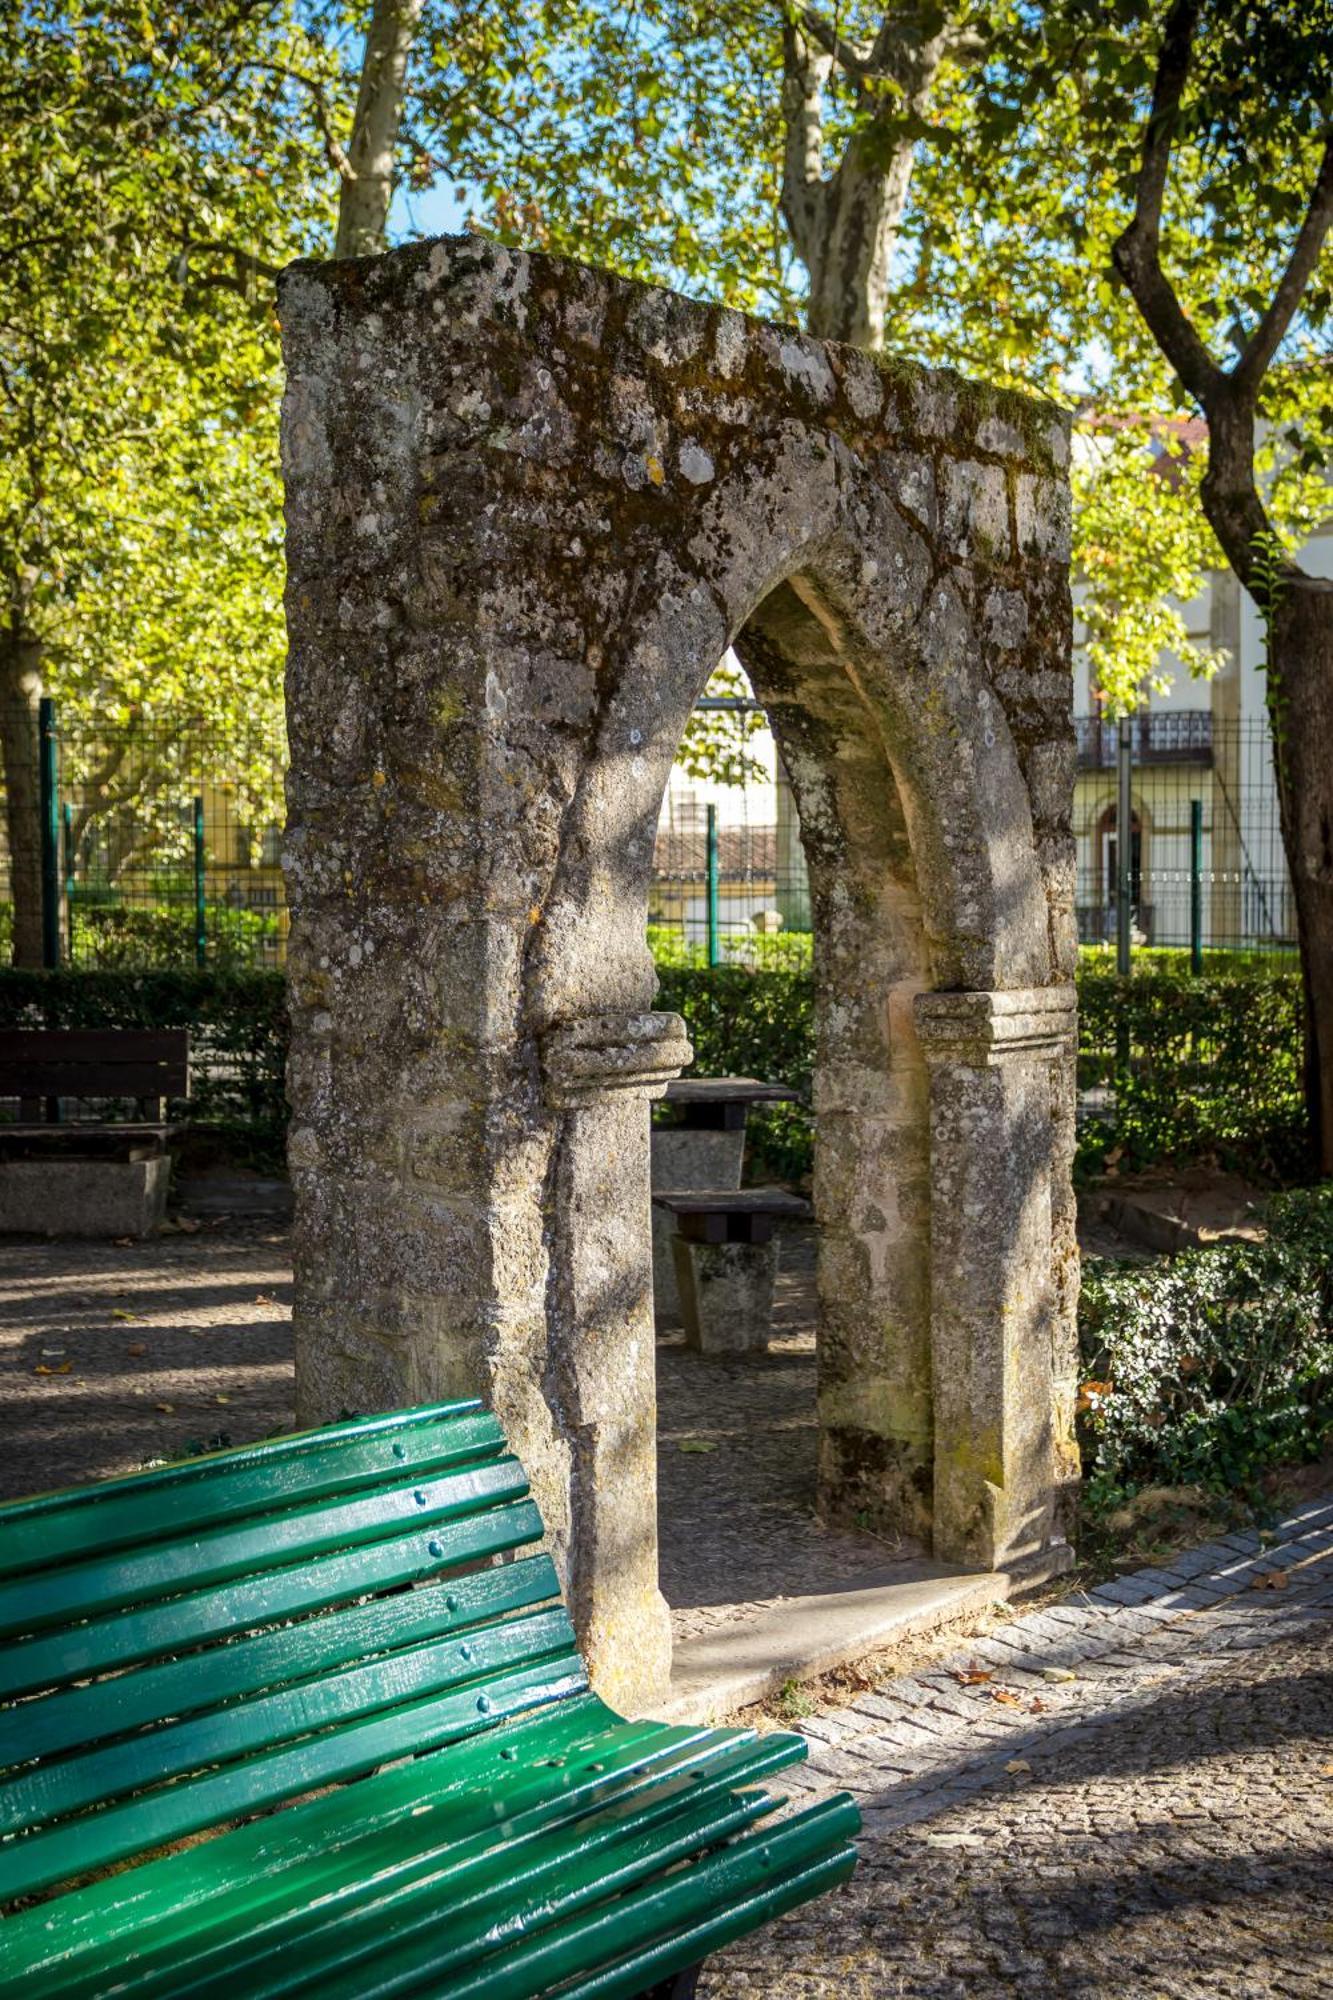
541 1011 690 1708
914 986 1078 1573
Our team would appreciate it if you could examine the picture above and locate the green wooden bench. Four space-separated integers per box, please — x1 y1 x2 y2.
0 1401 858 1998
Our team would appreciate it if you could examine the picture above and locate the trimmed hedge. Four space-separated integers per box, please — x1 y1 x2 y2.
0 958 1309 1185
1076 962 1307 1181
1078 1182 1333 1509
0 970 287 1162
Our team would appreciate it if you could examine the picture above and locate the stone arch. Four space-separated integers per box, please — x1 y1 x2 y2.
279 235 1081 1710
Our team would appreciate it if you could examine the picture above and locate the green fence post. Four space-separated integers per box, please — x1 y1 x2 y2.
1115 715 1133 976
61 802 75 962
705 803 720 968
1190 798 1203 975
193 795 207 968
38 696 60 969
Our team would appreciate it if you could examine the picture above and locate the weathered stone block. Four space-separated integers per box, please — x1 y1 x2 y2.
673 1235 779 1353
0 1156 169 1239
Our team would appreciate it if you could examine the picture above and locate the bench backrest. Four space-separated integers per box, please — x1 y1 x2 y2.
0 1028 190 1105
0 1404 587 1907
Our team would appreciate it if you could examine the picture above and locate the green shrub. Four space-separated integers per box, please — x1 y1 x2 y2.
653 963 816 1183
1078 1182 1333 1511
0 969 288 1164
1077 963 1307 1180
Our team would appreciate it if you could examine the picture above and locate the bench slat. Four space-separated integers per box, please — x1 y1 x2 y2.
153 1785 777 2000
0 1453 530 1641
328 1795 860 2000
3 1717 785 1994
0 1651 589 1904
0 1402 494 1575
0 1030 189 1100
0 1605 576 1835
0 1496 543 1702
0 1553 561 1770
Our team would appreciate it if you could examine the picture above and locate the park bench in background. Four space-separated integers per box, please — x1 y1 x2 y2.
0 1401 859 1999
0 1028 189 1237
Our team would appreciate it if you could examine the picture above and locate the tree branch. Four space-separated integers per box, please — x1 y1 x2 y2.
1110 0 1224 407
798 7 872 85
1234 134 1333 392
243 58 354 182
779 22 832 267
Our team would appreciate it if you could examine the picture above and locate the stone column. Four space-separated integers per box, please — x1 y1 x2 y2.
541 1010 691 1709
914 986 1078 1573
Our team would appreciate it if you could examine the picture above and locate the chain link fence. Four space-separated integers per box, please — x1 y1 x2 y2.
0 701 1295 971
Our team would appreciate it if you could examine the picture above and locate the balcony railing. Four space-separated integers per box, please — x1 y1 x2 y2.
1076 710 1213 770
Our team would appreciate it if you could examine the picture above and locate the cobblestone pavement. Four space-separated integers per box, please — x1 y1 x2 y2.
707 1497 1333 1999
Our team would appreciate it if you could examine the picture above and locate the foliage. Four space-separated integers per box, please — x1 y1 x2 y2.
675 658 771 789
646 925 813 972
0 969 288 1160
653 961 816 1184
1078 1182 1333 1512
655 953 1309 1187
0 899 280 970
1072 423 1228 715
0 2 336 872
1077 963 1308 1181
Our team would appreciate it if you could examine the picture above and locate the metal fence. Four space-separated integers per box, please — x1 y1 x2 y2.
0 701 1295 971
0 702 287 969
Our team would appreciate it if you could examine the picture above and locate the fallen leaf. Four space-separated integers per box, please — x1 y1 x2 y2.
113 1237 134 1248
1320 1763 1333 1780
216 1394 231 1405
155 1402 175 1414
1040 1667 1076 1683
991 1689 1022 1708
112 1309 139 1322
175 1217 201 1233
126 1343 147 1357
254 1293 274 1305
677 1440 717 1454
1250 1570 1289 1591
1005 1758 1031 1775
34 1362 72 1376
952 1667 994 1686
1028 1698 1046 1713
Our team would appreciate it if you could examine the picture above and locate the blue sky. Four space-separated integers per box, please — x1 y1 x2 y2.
388 177 472 243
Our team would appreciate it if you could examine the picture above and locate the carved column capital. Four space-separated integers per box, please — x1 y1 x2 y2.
541 1010 693 1108
913 986 1077 1068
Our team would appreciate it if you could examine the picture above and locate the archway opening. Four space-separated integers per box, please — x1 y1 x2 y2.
647 573 939 1661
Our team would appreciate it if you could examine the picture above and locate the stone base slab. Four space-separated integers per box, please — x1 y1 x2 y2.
652 1542 1078 1724
0 1155 170 1239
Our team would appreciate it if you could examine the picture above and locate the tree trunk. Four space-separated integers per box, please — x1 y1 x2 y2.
0 621 45 969
334 0 424 259
804 133 916 348
1266 576 1333 1174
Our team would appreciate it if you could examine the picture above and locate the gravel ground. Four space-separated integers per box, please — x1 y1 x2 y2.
707 1501 1333 1999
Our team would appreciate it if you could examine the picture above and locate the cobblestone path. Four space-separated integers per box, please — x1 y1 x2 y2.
708 1497 1333 1999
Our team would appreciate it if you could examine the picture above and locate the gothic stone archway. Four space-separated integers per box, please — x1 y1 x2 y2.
279 237 1080 1712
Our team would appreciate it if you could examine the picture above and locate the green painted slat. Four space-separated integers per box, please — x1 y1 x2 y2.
0 1410 504 1582
0 1651 589 1904
0 1412 501 1583
0 1403 480 1534
0 1454 531 1642
552 1848 859 2000
183 1788 775 2000
16 1726 801 1999
0 1698 649 1977
315 1794 861 2000
0 1553 561 1772
0 1496 544 1703
0 1605 576 1834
